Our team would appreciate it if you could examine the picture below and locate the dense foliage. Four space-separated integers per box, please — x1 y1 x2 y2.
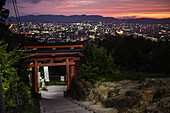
78 43 119 83
0 2 39 112
0 41 31 112
96 35 169 74
78 35 169 83
0 23 39 113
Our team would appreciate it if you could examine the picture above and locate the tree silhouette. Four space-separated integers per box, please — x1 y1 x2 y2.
0 0 9 22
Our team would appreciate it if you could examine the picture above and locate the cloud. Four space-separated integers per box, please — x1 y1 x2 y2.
18 6 24 9
22 0 67 4
5 0 170 18
116 16 138 19
6 0 42 4
73 1 95 5
22 0 42 4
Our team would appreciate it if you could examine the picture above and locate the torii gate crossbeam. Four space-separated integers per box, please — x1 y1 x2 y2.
22 42 83 93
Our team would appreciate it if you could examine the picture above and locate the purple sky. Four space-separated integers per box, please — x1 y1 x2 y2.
5 0 170 18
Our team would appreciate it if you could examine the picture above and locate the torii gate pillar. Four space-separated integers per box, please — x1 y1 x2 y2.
34 60 38 93
66 59 70 90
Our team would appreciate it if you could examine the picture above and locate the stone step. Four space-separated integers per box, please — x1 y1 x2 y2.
51 101 75 106
54 104 80 109
56 109 91 113
57 110 91 113
40 91 66 94
55 107 85 113
47 85 67 92
41 92 64 98
40 85 95 113
75 109 92 113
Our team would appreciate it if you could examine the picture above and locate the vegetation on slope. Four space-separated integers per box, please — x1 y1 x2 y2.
0 1 39 112
78 35 169 83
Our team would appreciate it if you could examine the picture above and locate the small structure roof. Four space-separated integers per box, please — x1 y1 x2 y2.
19 41 84 46
24 48 83 53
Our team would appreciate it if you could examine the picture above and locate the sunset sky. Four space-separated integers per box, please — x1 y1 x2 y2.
5 0 170 19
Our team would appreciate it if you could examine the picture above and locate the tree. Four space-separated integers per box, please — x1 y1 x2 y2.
0 0 9 22
0 41 31 112
78 42 119 83
97 35 170 74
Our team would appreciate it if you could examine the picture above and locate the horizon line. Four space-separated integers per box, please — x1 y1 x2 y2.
8 14 170 19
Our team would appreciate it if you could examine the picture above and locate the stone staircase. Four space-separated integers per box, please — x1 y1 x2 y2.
40 85 94 113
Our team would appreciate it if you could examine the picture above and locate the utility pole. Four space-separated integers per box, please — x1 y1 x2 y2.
0 70 6 113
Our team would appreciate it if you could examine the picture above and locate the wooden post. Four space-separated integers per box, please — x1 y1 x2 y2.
71 66 74 80
71 47 74 49
34 60 38 93
52 48 56 56
66 59 70 90
51 59 54 63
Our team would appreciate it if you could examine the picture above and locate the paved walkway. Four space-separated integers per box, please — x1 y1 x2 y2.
40 85 91 113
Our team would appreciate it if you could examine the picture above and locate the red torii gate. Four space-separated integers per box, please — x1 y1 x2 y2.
22 42 83 93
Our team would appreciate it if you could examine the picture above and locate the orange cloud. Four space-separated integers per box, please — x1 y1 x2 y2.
5 0 170 19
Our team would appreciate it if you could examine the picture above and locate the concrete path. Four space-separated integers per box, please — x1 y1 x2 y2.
40 85 91 113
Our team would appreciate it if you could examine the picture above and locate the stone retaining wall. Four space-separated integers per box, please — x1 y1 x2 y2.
70 77 170 113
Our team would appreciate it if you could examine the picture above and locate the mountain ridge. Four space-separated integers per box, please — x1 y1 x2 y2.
9 14 117 23
9 14 170 24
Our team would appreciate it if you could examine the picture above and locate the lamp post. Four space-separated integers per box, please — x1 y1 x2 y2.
0 70 6 113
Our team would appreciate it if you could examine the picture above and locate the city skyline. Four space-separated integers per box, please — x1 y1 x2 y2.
5 0 170 19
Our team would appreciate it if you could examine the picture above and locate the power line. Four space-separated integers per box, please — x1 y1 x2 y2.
14 0 21 25
12 0 21 33
12 0 19 23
